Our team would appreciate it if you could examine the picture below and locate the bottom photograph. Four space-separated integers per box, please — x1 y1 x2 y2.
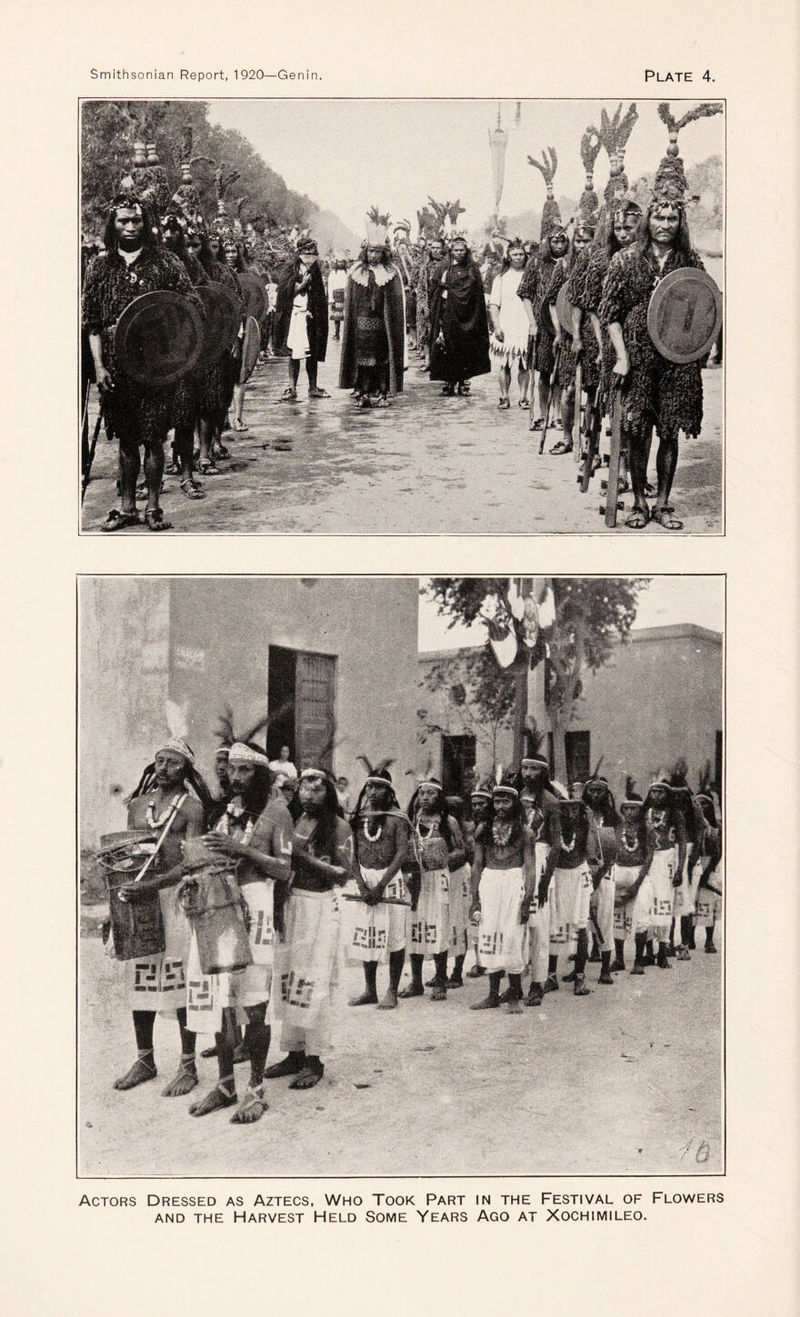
78 574 724 1178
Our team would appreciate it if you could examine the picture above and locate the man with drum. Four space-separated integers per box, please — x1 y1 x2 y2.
82 195 199 531
112 738 207 1095
185 743 294 1124
599 188 711 530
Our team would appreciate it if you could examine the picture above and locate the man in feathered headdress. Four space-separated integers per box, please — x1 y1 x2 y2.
112 738 209 1097
599 102 721 530
266 768 357 1091
82 194 200 532
339 210 406 408
347 765 410 1009
185 741 294 1125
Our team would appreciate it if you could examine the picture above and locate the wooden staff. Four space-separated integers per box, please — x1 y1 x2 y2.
572 358 583 464
538 343 561 455
580 378 603 494
603 382 624 528
81 395 105 503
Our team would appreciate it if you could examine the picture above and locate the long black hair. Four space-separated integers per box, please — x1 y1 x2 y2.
407 784 455 851
475 788 526 851
103 194 160 258
293 772 344 861
635 198 695 264
207 756 271 828
581 777 619 828
129 754 214 827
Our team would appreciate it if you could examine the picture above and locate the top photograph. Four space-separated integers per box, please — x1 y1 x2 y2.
79 97 724 536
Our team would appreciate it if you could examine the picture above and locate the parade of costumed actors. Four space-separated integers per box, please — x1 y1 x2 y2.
488 237 533 409
428 228 491 396
599 100 722 531
274 236 330 402
339 209 406 408
517 148 569 430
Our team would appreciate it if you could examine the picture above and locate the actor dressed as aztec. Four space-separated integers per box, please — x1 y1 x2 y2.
111 738 210 1096
339 210 406 408
82 195 200 532
519 754 562 1006
401 779 467 1001
599 111 716 531
274 238 330 403
345 766 410 1009
428 236 491 396
266 768 357 1092
469 780 536 1014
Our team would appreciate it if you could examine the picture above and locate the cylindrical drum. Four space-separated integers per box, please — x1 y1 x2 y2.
178 840 253 975
99 832 166 961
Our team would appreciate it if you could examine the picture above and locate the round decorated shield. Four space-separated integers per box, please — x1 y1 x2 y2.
114 291 204 386
237 270 268 322
647 267 722 364
555 284 575 335
239 315 261 383
195 280 241 366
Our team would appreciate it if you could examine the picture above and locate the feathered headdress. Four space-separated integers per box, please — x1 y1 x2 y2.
598 103 639 207
527 147 561 240
579 127 603 222
654 102 723 204
365 205 391 246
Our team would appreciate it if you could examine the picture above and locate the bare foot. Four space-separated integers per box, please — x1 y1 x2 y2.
113 1054 156 1090
506 999 523 1014
230 1085 268 1124
161 1060 198 1097
188 1083 237 1116
377 989 398 1010
349 991 379 1006
398 983 424 999
470 996 500 1010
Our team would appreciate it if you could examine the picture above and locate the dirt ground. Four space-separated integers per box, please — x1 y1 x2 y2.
79 924 722 1179
81 341 723 536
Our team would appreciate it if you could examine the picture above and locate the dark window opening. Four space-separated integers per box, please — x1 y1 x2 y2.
565 730 591 786
441 734 476 800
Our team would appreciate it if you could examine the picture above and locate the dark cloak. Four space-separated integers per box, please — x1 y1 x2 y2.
338 263 406 393
428 257 491 382
274 257 329 362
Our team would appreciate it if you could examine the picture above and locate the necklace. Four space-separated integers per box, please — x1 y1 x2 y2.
560 833 576 854
620 830 640 854
363 817 383 842
216 809 255 846
415 816 438 840
492 819 514 849
146 791 182 830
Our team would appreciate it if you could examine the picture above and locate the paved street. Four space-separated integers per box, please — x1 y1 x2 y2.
81 340 723 535
79 928 722 1178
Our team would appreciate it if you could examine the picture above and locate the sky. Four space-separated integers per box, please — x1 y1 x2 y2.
417 577 725 653
208 98 724 239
